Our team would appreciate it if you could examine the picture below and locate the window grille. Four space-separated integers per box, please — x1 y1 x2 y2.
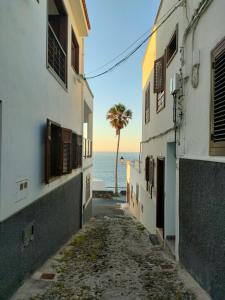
154 56 165 93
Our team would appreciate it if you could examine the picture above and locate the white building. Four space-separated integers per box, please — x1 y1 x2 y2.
0 0 93 298
128 0 225 298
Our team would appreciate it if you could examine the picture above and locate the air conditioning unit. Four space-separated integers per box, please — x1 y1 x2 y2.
170 73 181 95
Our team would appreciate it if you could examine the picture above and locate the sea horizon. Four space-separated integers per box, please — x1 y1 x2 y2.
93 151 139 191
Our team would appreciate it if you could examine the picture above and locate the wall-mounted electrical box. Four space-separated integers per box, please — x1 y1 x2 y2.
15 179 29 202
170 73 181 95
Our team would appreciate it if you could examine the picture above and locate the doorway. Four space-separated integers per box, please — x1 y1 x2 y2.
156 157 165 237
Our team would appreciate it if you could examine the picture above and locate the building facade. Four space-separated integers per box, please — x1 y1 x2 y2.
0 0 93 298
127 0 225 299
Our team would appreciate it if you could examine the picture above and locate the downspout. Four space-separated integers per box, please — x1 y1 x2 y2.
80 37 85 227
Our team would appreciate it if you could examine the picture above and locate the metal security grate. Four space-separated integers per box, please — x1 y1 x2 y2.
154 56 165 93
213 49 225 142
48 23 66 84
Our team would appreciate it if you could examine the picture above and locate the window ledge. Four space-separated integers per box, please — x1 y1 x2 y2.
47 65 68 92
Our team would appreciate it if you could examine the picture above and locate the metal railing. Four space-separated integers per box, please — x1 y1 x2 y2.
48 23 67 84
83 138 92 158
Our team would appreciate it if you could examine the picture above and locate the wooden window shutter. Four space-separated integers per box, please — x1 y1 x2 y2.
61 128 72 174
72 133 77 169
145 156 150 182
78 135 83 167
145 84 150 123
45 119 52 184
149 158 155 186
154 56 165 93
210 37 225 155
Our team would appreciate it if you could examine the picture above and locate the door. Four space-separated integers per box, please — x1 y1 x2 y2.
156 157 165 236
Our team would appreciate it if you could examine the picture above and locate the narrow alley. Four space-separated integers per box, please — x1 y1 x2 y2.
13 199 196 300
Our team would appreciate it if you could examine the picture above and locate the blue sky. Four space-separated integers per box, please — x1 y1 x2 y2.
85 0 160 152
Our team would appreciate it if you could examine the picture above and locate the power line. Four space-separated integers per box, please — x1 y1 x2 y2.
85 0 183 80
85 30 150 75
85 1 181 76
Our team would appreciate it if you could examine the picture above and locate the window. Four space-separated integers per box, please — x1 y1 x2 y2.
71 29 79 74
47 0 68 85
45 119 82 184
166 25 178 66
154 56 166 112
210 37 225 156
145 83 150 124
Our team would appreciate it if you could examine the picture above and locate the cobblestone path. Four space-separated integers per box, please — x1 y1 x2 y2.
25 202 195 300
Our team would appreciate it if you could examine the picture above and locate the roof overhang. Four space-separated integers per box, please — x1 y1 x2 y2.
69 0 91 37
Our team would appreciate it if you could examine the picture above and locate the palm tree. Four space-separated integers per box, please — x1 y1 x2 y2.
106 103 132 196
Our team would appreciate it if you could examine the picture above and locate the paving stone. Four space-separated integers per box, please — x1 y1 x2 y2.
12 201 196 300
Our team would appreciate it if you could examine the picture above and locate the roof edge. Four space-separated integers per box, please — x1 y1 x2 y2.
82 0 91 30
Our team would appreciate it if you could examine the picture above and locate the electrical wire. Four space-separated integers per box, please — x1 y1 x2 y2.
85 1 181 76
85 29 150 75
84 0 184 80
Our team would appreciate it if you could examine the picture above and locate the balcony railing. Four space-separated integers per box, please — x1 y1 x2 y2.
83 138 92 159
48 23 67 84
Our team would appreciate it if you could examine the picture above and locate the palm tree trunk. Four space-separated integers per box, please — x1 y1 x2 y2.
115 130 120 196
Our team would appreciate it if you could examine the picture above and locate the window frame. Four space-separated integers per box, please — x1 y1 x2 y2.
166 25 178 67
209 36 225 156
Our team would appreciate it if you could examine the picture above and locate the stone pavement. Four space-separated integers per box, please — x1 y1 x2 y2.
12 198 196 300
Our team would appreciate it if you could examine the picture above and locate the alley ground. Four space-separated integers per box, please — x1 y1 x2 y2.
12 198 202 300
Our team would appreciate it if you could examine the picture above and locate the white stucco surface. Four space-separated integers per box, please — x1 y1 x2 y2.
0 0 93 221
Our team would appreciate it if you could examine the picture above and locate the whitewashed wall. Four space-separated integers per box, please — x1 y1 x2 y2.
82 81 93 207
140 0 186 235
0 0 88 221
179 0 225 161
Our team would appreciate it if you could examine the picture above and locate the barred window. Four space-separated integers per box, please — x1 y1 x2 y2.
154 56 165 93
47 0 68 85
154 56 166 113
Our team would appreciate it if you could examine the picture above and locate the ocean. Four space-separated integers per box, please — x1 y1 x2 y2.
93 152 139 191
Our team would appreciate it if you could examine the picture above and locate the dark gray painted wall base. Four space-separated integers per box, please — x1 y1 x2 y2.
179 159 225 300
0 174 82 300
